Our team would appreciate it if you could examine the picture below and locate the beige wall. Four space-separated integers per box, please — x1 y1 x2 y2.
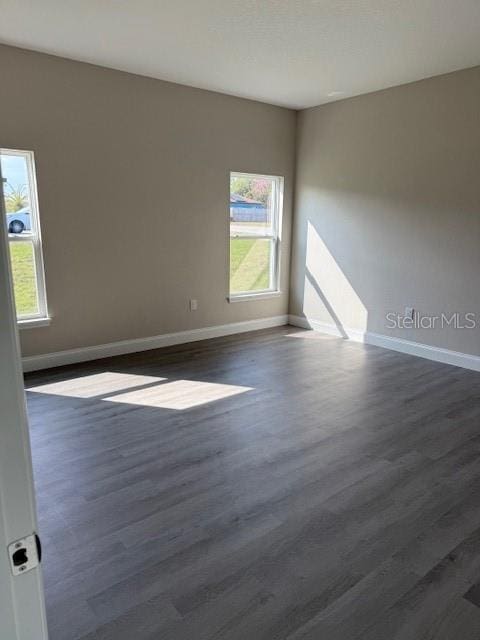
4 44 479 359
0 45 295 357
290 66 480 355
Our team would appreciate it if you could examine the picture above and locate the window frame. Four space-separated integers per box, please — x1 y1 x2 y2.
1 148 49 327
228 171 283 301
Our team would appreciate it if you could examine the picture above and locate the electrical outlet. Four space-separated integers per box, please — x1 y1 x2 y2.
405 306 414 320
189 299 198 311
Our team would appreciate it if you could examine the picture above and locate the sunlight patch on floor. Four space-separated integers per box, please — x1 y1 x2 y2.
26 372 165 399
285 330 339 340
103 379 253 410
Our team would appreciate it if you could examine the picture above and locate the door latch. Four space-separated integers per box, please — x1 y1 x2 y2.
8 533 41 576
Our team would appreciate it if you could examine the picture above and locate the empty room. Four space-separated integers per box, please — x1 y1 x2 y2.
1 2 480 639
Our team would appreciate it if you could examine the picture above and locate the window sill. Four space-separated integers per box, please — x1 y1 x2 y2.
228 291 282 303
18 317 51 330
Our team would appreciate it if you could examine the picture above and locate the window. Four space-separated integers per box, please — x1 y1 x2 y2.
1 149 48 324
229 172 283 299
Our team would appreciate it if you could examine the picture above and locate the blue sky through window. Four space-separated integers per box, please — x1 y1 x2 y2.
1 154 28 189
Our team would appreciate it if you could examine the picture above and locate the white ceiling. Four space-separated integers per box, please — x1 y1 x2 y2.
1 1 480 109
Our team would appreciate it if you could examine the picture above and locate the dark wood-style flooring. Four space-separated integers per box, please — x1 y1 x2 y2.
25 326 480 639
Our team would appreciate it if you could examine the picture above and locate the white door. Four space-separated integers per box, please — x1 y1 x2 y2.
0 168 49 637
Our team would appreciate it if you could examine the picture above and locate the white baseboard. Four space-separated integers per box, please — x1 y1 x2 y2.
23 313 480 374
22 315 289 372
288 314 480 372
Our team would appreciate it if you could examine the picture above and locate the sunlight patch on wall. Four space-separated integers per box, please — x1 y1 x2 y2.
304 221 367 333
103 379 253 410
26 372 165 399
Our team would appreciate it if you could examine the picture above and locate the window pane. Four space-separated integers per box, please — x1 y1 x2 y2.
9 241 39 317
1 153 33 237
230 238 272 294
230 175 275 236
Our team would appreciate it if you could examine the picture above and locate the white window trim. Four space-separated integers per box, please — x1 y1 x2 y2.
227 290 282 303
1 148 49 326
17 317 51 330
229 172 283 301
